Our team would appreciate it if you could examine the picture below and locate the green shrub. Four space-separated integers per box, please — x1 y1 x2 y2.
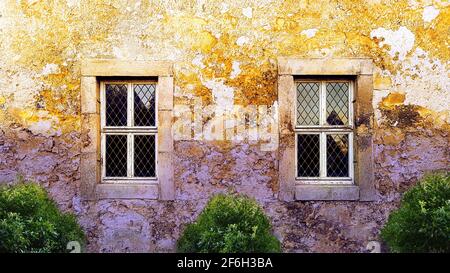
381 172 450 253
0 182 85 253
177 194 281 253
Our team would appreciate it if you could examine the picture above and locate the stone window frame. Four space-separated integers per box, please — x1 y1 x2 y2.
80 59 174 200
278 58 376 201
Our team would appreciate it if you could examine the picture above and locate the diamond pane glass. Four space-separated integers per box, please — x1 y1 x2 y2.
134 84 156 127
105 84 128 126
134 135 156 177
105 135 127 177
327 134 349 177
297 134 320 177
297 82 320 126
326 82 349 125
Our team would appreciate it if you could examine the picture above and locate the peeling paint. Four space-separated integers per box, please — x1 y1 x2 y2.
203 79 234 114
242 7 253 18
370 26 415 61
236 36 249 46
192 54 206 69
423 5 440 22
230 61 241 79
28 120 55 137
41 64 60 76
301 28 318 38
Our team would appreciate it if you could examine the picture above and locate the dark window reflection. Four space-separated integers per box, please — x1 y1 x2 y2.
105 84 128 126
326 134 349 177
326 82 349 125
105 135 127 177
297 134 320 177
134 84 156 127
134 135 156 177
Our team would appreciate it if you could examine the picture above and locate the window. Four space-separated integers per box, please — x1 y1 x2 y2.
277 58 375 201
295 80 354 184
80 59 174 200
101 81 157 182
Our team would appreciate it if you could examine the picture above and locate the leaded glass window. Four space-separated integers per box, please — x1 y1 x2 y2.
101 81 157 181
296 80 354 184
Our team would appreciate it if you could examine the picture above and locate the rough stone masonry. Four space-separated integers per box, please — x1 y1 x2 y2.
0 0 449 252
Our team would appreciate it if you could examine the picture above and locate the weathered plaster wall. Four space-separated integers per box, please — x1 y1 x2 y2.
0 0 449 252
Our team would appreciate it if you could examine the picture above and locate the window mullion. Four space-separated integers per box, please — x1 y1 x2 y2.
320 82 326 178
320 81 326 126
320 132 327 178
349 82 354 181
128 83 134 178
128 133 133 178
128 83 133 127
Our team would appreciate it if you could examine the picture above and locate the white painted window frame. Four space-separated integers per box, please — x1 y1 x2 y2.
100 80 158 183
295 79 354 185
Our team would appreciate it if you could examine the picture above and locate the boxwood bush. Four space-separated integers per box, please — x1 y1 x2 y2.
381 172 450 253
177 194 281 253
0 181 85 253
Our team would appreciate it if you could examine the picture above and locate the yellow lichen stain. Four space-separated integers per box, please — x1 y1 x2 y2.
227 63 277 106
223 14 238 28
274 17 300 32
177 71 213 105
163 16 218 53
193 31 218 53
7 106 79 135
1 0 449 137
8 108 39 125
4 0 124 133
414 107 448 126
382 128 405 146
197 33 233 79
0 96 6 106
414 6 450 62
374 74 392 90
380 92 406 109
58 115 81 134
379 93 447 129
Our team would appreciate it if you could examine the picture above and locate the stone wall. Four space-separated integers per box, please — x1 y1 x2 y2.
0 0 449 252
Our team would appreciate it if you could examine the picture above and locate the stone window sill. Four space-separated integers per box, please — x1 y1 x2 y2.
96 183 159 199
294 184 359 201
